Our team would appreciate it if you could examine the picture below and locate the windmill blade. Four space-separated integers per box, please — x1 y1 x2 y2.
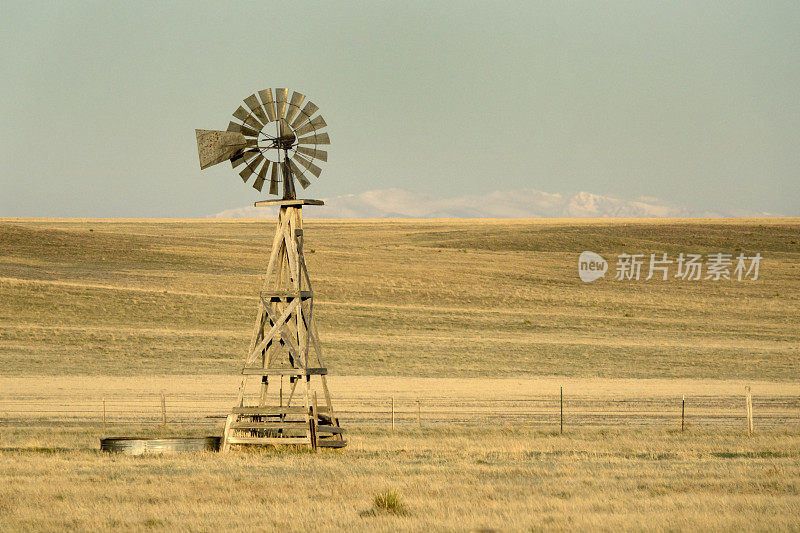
232 149 260 171
269 161 280 195
195 129 248 170
310 114 327 130
252 159 270 192
288 158 311 189
293 153 323 178
244 94 269 124
258 89 277 122
230 149 259 169
239 153 264 183
294 122 315 138
275 88 288 120
233 106 263 131
227 121 259 138
290 101 319 129
297 132 330 145
232 106 249 123
294 115 327 137
295 146 328 162
285 91 306 124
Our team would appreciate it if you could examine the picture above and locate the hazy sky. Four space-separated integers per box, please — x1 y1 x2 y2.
1 1 798 217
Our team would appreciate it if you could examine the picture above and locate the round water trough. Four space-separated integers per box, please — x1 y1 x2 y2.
100 436 221 455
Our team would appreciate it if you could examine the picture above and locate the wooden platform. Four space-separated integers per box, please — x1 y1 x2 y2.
253 199 324 207
224 409 345 450
240 367 327 376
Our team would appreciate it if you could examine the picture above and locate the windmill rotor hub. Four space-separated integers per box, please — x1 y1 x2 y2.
275 127 297 150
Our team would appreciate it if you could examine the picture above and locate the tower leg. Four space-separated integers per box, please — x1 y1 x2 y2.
221 414 234 453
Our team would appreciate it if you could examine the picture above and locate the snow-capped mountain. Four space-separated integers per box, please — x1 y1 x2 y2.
211 188 773 219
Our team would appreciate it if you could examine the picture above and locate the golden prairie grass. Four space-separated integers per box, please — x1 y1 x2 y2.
1 424 799 531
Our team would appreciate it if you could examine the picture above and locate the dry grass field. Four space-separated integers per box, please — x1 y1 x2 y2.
1 217 799 530
2 424 799 531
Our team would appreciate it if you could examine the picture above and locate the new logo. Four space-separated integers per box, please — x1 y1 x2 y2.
578 251 607 283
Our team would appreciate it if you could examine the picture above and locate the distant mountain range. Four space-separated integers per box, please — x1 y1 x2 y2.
211 188 776 219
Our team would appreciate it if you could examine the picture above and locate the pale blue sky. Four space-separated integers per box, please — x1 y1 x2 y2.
1 1 798 217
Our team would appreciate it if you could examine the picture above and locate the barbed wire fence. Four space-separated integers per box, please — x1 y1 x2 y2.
2 391 798 431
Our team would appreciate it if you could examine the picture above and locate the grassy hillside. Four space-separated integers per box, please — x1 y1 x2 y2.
1 218 798 379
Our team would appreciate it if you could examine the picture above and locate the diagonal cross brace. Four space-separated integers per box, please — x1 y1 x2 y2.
260 295 301 363
245 297 300 367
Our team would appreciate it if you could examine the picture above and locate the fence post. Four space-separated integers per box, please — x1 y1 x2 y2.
160 391 167 426
391 396 395 431
417 399 422 429
745 386 753 435
560 386 563 434
102 397 106 432
681 395 685 432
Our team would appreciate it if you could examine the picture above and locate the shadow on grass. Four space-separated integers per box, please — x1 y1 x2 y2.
0 446 75 454
710 450 797 459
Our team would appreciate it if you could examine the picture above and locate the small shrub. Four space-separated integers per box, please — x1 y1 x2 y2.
372 489 408 515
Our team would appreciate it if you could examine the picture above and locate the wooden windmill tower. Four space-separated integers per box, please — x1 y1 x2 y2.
195 88 345 451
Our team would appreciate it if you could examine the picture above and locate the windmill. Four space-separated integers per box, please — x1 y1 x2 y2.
196 88 344 451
